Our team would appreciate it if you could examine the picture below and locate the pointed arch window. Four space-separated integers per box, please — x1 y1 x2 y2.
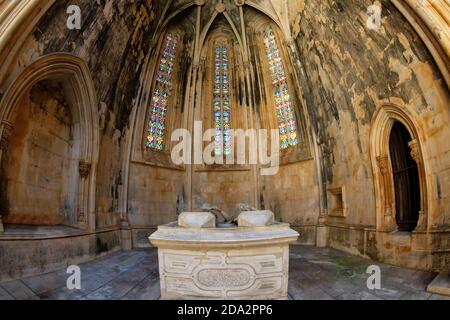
146 32 179 151
213 43 232 156
263 26 299 149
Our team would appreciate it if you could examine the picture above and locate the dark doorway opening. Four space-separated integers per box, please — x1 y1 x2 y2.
389 122 421 232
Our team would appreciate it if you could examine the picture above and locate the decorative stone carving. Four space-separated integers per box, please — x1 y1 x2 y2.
178 212 216 228
195 0 205 6
201 204 235 223
215 2 226 13
376 154 395 230
415 210 427 231
79 161 92 179
408 140 420 164
284 40 295 49
376 155 389 174
197 268 251 288
150 222 299 300
234 0 245 6
0 120 14 151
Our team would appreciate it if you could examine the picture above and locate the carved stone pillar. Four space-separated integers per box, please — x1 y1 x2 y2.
78 161 91 224
120 218 132 250
0 121 13 234
376 155 396 231
316 210 328 248
408 140 420 163
408 140 426 231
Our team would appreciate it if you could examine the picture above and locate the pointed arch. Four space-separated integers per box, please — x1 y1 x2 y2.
198 11 244 58
370 103 429 233
0 53 99 230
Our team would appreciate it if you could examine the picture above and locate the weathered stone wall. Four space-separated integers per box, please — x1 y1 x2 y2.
128 164 185 227
260 161 319 245
289 0 450 269
0 0 165 230
192 170 254 216
0 229 121 282
0 80 75 226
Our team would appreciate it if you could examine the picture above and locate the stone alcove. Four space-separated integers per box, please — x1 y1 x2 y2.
0 53 99 232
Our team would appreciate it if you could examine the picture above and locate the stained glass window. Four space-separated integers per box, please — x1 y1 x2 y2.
263 26 299 149
146 32 179 151
213 44 232 156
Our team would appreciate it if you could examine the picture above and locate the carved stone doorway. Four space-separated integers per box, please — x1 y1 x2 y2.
389 121 421 232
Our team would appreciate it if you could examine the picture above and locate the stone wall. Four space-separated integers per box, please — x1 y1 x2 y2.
288 0 450 270
0 229 121 282
1 80 75 226
0 0 166 230
0 0 449 274
260 161 319 245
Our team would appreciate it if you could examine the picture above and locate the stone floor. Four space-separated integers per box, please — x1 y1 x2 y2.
0 246 448 300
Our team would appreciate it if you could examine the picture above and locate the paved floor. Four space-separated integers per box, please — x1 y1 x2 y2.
0 246 448 300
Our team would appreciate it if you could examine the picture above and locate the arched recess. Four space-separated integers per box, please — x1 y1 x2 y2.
0 53 99 231
370 103 429 233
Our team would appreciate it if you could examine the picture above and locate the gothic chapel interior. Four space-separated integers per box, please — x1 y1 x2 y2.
0 0 449 291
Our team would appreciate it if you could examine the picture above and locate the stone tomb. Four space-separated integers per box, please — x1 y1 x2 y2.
149 211 299 300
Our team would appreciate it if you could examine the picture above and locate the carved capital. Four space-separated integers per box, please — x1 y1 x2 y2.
195 0 205 6
0 120 14 151
376 155 389 174
79 161 92 179
234 0 245 6
408 140 420 164
284 40 295 48
215 2 226 13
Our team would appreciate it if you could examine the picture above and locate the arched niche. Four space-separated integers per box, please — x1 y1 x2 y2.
0 53 99 232
370 103 429 233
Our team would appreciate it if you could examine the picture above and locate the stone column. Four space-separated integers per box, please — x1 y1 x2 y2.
0 120 14 234
78 161 91 226
316 209 328 247
408 140 427 231
376 155 396 231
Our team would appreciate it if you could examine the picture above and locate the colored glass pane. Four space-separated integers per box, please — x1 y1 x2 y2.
263 27 299 149
146 32 179 151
